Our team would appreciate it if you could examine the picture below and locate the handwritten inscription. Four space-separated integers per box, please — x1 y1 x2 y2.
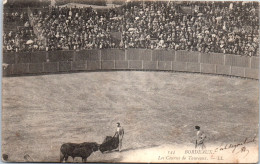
214 136 256 157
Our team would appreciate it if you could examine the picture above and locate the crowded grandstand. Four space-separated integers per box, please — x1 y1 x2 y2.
3 0 259 56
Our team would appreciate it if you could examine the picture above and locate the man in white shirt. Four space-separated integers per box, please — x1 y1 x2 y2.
195 126 206 149
114 123 124 152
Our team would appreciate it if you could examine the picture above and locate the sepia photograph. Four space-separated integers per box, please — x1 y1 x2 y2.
1 0 259 163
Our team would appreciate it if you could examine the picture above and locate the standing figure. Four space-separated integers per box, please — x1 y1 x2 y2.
114 122 124 152
195 126 206 149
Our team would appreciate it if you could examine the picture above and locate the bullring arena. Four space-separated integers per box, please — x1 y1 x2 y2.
2 0 259 163
2 49 259 162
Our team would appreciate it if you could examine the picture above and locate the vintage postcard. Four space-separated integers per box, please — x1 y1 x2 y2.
2 0 259 163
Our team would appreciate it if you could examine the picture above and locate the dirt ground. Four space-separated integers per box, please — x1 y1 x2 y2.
2 71 259 162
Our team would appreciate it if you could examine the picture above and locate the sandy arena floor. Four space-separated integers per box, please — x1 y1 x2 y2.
2 71 259 162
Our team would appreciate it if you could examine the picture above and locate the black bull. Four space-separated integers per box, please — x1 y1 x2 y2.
60 142 99 162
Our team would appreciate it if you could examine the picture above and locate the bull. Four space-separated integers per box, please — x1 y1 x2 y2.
60 142 99 162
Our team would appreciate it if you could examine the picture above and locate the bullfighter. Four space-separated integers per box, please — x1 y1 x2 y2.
114 122 124 152
195 126 206 149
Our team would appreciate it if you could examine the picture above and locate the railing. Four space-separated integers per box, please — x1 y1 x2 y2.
2 49 259 79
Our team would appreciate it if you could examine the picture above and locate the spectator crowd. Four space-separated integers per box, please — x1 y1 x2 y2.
3 9 39 52
3 1 259 56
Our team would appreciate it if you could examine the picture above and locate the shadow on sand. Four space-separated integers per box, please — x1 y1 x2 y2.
102 144 159 154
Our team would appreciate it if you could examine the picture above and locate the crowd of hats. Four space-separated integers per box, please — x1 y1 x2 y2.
3 9 39 52
3 1 259 56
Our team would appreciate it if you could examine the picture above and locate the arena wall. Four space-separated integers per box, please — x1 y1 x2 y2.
2 49 259 79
